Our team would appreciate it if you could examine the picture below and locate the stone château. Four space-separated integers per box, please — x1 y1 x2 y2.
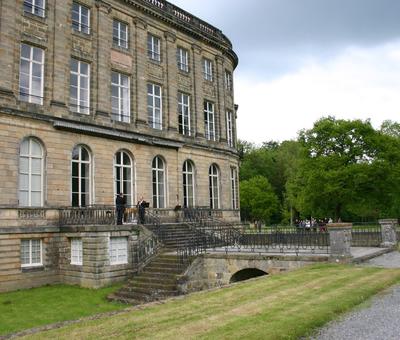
0 0 239 291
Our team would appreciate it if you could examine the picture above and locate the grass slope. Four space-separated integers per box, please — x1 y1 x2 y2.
16 264 400 340
0 284 125 336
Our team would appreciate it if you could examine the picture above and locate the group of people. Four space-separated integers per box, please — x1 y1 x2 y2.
115 193 147 225
295 218 333 232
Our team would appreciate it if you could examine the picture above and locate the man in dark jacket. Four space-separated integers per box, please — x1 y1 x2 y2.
116 193 125 225
137 196 146 224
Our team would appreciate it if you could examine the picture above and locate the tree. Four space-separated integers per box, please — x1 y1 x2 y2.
240 176 279 224
287 117 400 221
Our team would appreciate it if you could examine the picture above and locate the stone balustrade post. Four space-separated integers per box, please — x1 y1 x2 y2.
327 223 352 262
378 219 398 248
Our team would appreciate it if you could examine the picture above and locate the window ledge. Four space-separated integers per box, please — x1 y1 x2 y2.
23 11 47 24
72 29 92 41
21 265 44 273
112 45 130 55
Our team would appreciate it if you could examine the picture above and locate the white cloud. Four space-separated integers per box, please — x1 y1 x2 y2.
236 40 400 143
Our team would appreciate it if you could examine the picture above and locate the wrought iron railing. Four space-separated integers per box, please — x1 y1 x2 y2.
351 224 382 247
133 232 161 272
59 206 116 225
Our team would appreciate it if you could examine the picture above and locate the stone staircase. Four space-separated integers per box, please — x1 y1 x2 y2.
146 223 198 249
108 253 186 305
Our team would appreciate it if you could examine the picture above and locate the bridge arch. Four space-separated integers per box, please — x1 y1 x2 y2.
230 268 268 283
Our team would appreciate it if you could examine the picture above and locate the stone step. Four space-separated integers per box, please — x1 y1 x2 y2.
129 276 177 285
125 280 177 291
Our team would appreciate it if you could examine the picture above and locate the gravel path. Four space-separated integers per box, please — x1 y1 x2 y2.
312 251 400 340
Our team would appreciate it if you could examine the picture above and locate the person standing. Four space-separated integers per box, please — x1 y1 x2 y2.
116 193 125 225
137 196 146 224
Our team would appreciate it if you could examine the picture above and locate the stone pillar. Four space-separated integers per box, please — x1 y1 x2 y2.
192 44 204 138
133 17 148 128
164 31 177 132
379 219 398 248
327 223 352 262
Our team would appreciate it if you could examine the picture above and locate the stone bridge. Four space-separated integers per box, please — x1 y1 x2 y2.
177 253 327 294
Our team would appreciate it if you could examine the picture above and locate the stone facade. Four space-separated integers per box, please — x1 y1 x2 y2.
0 0 239 291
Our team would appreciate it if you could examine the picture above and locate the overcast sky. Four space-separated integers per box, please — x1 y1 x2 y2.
172 0 400 143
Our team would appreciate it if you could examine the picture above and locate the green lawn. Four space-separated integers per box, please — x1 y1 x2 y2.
0 284 126 336
11 264 400 340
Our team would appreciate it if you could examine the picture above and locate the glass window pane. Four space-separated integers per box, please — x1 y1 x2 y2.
31 175 41 191
19 174 29 190
31 192 41 206
32 47 43 62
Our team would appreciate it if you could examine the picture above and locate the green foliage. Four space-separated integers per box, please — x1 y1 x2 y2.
239 176 279 223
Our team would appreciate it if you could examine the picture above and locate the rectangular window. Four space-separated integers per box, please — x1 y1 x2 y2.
23 0 45 17
204 101 215 141
147 34 161 62
203 58 213 81
225 70 233 92
19 44 44 105
111 72 130 123
147 83 162 130
109 237 128 265
70 59 90 114
21 239 42 267
226 111 234 147
72 2 90 34
71 238 83 265
177 47 189 72
178 92 191 136
113 20 128 49
231 168 239 209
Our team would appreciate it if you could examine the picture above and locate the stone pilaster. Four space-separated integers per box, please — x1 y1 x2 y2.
327 223 352 262
215 55 226 142
95 1 112 116
192 44 204 138
0 0 17 102
379 219 398 248
164 31 177 132
133 17 148 128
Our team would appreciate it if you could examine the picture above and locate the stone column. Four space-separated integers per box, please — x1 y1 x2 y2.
379 219 398 248
327 223 352 262
133 17 148 128
191 44 204 138
164 31 177 132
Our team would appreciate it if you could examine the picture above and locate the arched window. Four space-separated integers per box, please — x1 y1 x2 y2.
209 164 219 209
71 145 91 207
114 151 133 206
182 160 195 208
19 138 44 207
152 156 165 208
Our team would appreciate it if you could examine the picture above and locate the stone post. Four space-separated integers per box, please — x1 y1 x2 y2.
327 223 352 262
378 219 398 248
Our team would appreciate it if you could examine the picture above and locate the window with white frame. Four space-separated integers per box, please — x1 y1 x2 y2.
204 101 215 141
19 44 44 105
23 0 45 17
19 138 44 207
152 156 165 208
147 83 162 130
147 34 161 62
109 237 128 265
111 72 130 123
225 70 233 92
203 58 213 81
178 92 191 136
209 164 220 209
71 145 91 207
182 160 195 208
113 20 128 49
226 110 234 147
21 239 42 267
72 2 90 34
114 151 133 207
70 238 83 265
231 167 239 209
177 47 189 72
70 59 90 114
